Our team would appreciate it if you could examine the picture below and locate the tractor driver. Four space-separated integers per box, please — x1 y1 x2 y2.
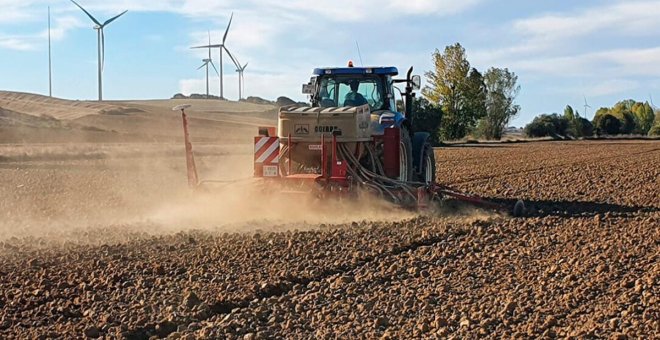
343 80 368 107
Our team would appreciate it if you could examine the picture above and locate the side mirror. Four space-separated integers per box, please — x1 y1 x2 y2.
411 75 421 90
302 76 317 94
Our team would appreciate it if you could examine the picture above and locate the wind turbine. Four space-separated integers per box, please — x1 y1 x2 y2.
191 12 233 100
224 48 247 100
236 62 248 100
70 0 127 101
197 32 220 98
583 96 592 119
650 94 657 110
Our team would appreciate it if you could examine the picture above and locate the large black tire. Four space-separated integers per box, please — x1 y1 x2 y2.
418 144 436 184
399 128 414 182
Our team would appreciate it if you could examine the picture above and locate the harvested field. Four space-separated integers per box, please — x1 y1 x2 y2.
0 140 658 339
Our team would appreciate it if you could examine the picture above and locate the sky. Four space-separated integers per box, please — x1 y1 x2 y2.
1 0 659 126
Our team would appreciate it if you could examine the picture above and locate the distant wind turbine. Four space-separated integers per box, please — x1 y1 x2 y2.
224 48 247 100
197 32 220 98
650 94 657 110
583 96 592 119
237 62 248 100
191 12 233 100
70 0 127 101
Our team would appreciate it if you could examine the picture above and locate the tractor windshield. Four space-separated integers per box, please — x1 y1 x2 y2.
317 75 386 110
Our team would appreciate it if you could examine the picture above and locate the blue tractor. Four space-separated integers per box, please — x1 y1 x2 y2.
245 62 436 205
291 63 435 185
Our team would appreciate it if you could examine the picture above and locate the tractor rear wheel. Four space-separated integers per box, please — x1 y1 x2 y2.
399 128 414 182
419 144 436 184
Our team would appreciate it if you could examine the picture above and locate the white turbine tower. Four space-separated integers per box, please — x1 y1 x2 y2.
48 6 52 97
196 32 219 98
583 96 592 119
224 48 247 100
71 0 127 101
191 12 233 100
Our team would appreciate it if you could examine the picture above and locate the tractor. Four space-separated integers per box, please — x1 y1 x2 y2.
178 62 525 215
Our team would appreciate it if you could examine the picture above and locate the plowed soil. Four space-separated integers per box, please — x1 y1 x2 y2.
1 140 658 339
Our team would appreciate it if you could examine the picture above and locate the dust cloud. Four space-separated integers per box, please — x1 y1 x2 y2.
0 143 415 245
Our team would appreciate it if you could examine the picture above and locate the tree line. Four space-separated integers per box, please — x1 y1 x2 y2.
410 43 660 142
411 43 520 144
525 100 660 138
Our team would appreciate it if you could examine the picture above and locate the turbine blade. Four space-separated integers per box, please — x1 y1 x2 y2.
222 12 233 44
223 46 240 68
103 10 127 26
207 31 212 59
650 94 655 108
191 44 222 49
197 62 208 70
242 62 248 70
209 60 220 76
70 0 101 26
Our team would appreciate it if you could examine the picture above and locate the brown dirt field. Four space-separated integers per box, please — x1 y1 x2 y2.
0 91 277 144
0 140 658 339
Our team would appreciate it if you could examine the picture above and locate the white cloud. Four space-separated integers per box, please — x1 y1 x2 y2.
10 0 482 23
0 36 35 50
41 15 84 40
0 15 83 51
473 0 660 66
514 1 660 43
388 0 483 15
0 1 38 24
584 79 639 97
501 47 660 79
467 0 660 104
251 0 483 22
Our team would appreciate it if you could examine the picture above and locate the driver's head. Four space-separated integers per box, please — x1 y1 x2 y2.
349 80 359 92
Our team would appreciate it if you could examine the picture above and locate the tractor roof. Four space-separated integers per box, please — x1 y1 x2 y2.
313 67 398 76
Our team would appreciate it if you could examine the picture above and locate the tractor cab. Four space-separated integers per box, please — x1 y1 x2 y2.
303 63 420 120
306 66 399 113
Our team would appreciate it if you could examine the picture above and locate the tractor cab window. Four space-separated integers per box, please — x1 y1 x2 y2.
318 76 385 111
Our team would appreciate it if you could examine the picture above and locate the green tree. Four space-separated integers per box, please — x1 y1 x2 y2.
476 67 520 139
574 117 594 137
564 105 575 121
524 113 569 138
650 109 660 136
593 107 611 136
411 97 443 146
631 102 655 134
610 101 637 134
463 68 487 130
596 114 622 135
423 43 484 140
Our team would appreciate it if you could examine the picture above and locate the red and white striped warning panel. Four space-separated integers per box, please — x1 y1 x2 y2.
254 136 280 177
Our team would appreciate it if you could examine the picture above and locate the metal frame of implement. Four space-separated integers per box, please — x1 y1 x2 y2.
178 105 523 215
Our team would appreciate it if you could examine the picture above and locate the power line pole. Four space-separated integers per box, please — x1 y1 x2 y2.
48 6 52 97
